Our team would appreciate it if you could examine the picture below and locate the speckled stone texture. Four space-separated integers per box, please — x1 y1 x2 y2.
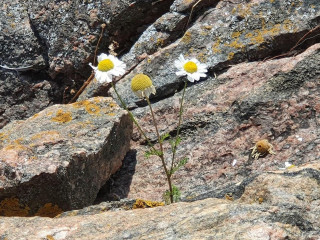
106 0 320 107
0 0 320 238
0 97 132 215
104 43 320 203
0 0 173 129
0 162 320 239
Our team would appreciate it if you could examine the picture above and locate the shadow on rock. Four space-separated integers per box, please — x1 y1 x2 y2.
94 150 137 204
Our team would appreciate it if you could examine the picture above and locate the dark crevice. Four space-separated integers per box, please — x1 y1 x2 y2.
109 0 175 56
94 150 137 204
27 13 50 69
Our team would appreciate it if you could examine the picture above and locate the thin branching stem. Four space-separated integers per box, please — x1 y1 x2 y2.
171 81 187 172
111 82 156 153
146 96 173 204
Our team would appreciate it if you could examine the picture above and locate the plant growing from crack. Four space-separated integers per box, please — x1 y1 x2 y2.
89 52 207 204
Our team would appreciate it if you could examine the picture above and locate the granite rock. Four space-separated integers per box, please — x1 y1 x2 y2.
0 97 132 215
0 0 173 128
0 162 320 239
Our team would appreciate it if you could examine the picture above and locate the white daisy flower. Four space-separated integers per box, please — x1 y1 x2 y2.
89 53 126 83
131 73 156 99
174 54 208 82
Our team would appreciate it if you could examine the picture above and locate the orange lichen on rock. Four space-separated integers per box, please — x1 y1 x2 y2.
228 52 235 60
181 31 192 44
212 38 222 53
132 199 164 209
46 235 55 240
72 99 101 115
0 197 30 217
0 133 9 142
35 203 63 218
51 109 72 123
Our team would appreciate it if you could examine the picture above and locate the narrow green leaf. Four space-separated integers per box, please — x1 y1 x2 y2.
171 157 188 174
145 149 163 158
160 133 170 143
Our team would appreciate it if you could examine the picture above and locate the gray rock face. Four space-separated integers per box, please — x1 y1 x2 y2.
0 97 132 215
114 43 320 203
107 0 320 107
0 162 320 239
0 0 320 238
0 0 173 129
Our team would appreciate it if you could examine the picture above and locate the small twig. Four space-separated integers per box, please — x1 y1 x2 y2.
69 24 106 103
289 25 320 52
93 23 106 66
0 64 38 72
263 24 320 62
68 73 94 103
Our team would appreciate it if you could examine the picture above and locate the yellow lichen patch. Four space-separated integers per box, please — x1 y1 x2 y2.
247 24 281 45
51 109 72 123
46 111 54 117
109 102 118 108
225 193 234 201
35 203 63 218
0 133 9 142
132 199 164 209
231 31 242 38
197 52 208 63
249 30 265 44
156 38 165 46
107 113 116 116
225 40 245 49
85 103 101 115
4 143 28 152
0 197 30 217
181 31 192 44
212 38 222 53
46 235 55 240
30 113 39 119
72 99 101 115
201 25 213 31
282 19 296 32
227 52 235 60
236 4 252 18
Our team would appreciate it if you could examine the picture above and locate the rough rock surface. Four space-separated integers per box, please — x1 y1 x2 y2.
0 162 320 239
104 43 320 202
0 0 320 238
0 0 173 129
80 0 320 106
0 97 132 215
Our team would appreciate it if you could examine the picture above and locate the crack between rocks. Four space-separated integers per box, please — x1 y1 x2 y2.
26 13 50 70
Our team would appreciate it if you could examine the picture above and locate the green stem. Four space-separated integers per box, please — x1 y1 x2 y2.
111 82 156 152
171 81 187 172
146 96 173 204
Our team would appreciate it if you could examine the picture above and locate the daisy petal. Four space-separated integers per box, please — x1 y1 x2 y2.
187 75 194 82
97 53 108 62
176 70 186 76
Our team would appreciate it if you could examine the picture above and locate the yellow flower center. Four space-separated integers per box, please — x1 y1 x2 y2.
98 59 114 71
131 73 153 92
183 61 197 73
